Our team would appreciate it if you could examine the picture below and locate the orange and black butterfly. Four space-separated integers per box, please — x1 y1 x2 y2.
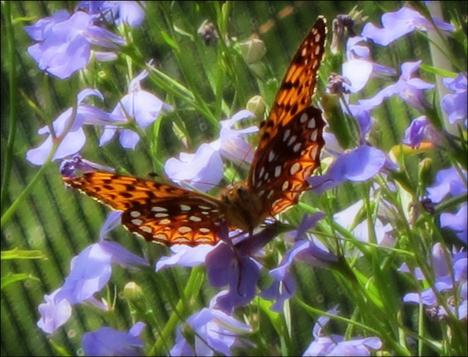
64 17 327 246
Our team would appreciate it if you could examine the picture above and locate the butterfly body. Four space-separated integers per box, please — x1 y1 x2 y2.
220 182 264 233
64 17 327 246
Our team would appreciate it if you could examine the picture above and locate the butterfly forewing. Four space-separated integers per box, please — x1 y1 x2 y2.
253 16 327 154
248 17 327 216
64 172 227 246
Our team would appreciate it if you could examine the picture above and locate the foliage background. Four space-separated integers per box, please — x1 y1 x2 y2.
1 1 466 356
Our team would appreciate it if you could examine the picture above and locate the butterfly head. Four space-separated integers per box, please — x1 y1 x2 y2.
220 182 264 233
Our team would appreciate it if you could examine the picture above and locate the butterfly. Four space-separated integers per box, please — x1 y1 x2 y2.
63 17 327 247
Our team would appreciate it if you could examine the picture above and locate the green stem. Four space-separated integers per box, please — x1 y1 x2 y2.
1 2 18 215
150 266 205 355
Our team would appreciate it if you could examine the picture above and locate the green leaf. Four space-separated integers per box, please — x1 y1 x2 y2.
1 248 45 260
2 273 39 289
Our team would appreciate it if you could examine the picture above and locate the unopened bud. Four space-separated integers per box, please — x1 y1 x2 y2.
246 95 266 121
124 282 144 302
240 38 266 64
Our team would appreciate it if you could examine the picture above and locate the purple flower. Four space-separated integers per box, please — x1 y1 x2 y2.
101 69 173 149
322 132 345 157
426 167 467 243
358 61 435 112
36 289 72 334
77 1 146 27
165 110 257 192
342 37 396 93
441 204 467 244
308 146 388 194
399 243 467 320
25 10 126 79
26 89 111 166
441 73 467 125
82 322 146 356
37 239 148 334
348 104 374 142
215 110 259 163
261 214 335 312
164 143 224 192
170 293 252 356
402 115 442 148
426 167 467 203
206 242 261 314
155 244 217 271
303 306 383 356
362 6 455 46
333 200 395 257
204 223 285 313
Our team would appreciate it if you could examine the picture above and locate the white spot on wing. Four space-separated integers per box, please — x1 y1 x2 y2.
140 226 152 233
154 233 168 241
274 166 282 178
287 135 297 146
290 163 301 175
130 211 141 218
131 219 143 226
310 146 319 159
159 218 171 225
151 207 168 212
178 226 192 234
268 151 275 162
315 45 321 55
155 213 169 218
258 166 265 179
310 130 318 141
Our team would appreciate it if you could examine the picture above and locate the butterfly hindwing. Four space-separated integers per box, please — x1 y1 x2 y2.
249 106 325 216
121 197 224 246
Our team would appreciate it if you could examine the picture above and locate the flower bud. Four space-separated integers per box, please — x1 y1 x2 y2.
240 38 266 64
124 282 144 302
246 95 266 122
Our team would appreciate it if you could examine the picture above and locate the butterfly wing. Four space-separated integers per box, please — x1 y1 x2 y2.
249 106 325 216
64 172 226 246
248 17 327 217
